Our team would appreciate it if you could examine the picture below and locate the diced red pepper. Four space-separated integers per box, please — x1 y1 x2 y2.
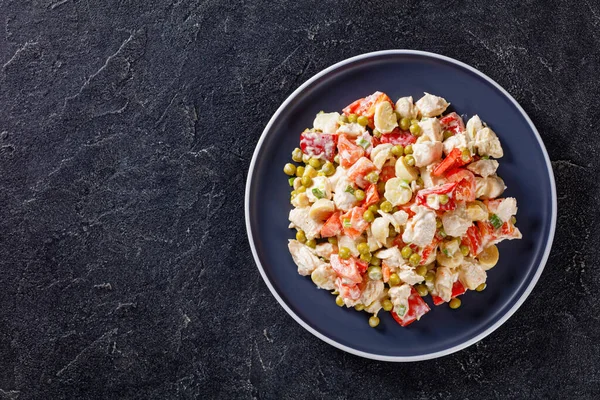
461 224 483 256
432 148 472 177
439 112 465 135
346 157 377 188
415 182 458 211
300 131 337 162
331 254 363 284
432 281 467 305
446 168 476 202
342 91 393 127
380 129 417 146
337 134 364 168
391 288 431 327
364 184 380 207
320 211 343 238
379 166 396 183
340 207 369 239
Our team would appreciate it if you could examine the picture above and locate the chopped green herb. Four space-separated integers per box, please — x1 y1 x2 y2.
312 188 325 199
399 179 410 189
482 155 490 160
442 248 450 257
343 218 352 228
344 185 355 194
357 138 370 149
288 177 295 186
489 214 503 229
395 304 407 317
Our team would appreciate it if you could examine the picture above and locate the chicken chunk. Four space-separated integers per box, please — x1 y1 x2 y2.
458 259 487 290
418 118 443 142
415 93 449 117
395 96 418 119
289 207 323 240
313 112 340 134
311 263 337 290
288 239 323 276
412 141 443 167
467 159 499 178
441 203 471 237
402 206 437 247
434 266 456 302
474 127 503 158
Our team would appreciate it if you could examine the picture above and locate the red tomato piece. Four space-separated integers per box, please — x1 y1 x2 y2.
342 91 393 127
299 131 337 162
432 281 467 305
439 112 465 135
391 288 431 327
337 134 364 168
461 224 483 256
379 165 396 183
363 184 380 207
346 157 377 188
380 129 417 146
320 211 342 238
415 183 458 211
331 254 363 284
446 168 476 202
336 278 362 301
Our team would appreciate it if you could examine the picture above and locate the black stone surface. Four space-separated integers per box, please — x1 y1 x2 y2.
0 0 598 399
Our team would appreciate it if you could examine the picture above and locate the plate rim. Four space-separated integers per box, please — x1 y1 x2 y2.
244 49 557 362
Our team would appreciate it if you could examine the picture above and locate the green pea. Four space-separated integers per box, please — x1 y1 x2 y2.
357 115 369 126
405 155 415 167
296 186 306 193
348 114 358 123
309 158 322 169
476 283 487 292
365 171 379 184
401 246 413 259
449 298 461 309
443 130 453 140
284 163 296 176
411 119 420 125
368 204 379 214
328 237 338 245
370 256 381 266
425 271 435 282
301 175 312 187
292 148 303 162
511 216 517 225
357 242 370 254
368 266 382 280
400 117 411 131
339 247 351 259
404 145 413 155
296 166 305 177
306 239 316 249
296 230 306 243
460 245 469 256
363 210 375 222
338 114 348 124
415 265 427 276
354 189 366 201
368 315 380 328
391 145 404 157
380 201 393 213
354 303 365 311
321 162 335 176
438 228 447 238
336 295 345 307
439 194 449 205
409 123 421 136
382 299 393 312
416 284 428 297
372 129 382 138
461 148 471 162
409 253 421 266
388 273 400 286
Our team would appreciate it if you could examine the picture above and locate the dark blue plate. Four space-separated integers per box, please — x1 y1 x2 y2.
245 51 556 361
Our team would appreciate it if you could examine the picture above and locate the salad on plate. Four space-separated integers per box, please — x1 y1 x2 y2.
283 91 522 328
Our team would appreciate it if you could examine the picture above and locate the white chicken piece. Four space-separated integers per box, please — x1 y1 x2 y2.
370 219 388 248
467 159 499 178
366 226 384 251
395 96 418 119
310 263 337 290
398 267 424 285
370 144 394 170
288 240 323 276
306 176 332 202
365 287 388 315
313 112 340 134
435 266 457 302
374 101 398 134
291 192 310 208
474 127 503 158
412 141 443 168
487 197 518 222
377 210 409 233
361 278 385 310
337 234 361 257
289 207 323 240
313 242 335 260
333 177 358 211
328 165 347 188
441 203 471 237
402 206 437 247
466 115 484 141
388 284 412 317
475 176 505 199
418 118 443 142
458 258 487 290
375 246 403 268
442 133 472 156
415 93 449 117
336 122 365 138
420 165 447 188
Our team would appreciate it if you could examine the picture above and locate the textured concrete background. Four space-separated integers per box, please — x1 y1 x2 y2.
0 0 598 399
